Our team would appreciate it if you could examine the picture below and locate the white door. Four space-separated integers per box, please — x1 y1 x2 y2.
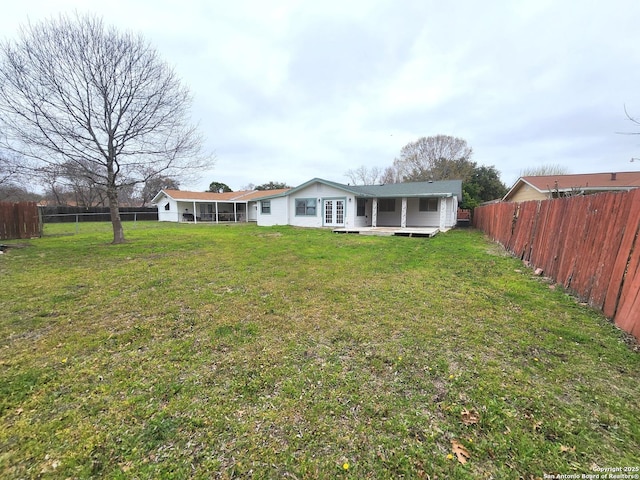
324 199 345 226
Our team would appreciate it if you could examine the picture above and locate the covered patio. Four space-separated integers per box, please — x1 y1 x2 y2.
153 188 291 224
179 201 247 223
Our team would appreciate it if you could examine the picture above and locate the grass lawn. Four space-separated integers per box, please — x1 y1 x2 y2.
1 222 638 479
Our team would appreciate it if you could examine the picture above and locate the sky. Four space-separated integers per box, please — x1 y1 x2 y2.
2 0 640 192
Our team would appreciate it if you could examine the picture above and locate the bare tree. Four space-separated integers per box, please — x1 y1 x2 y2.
623 105 640 133
0 149 21 187
380 165 401 184
0 13 211 243
116 183 138 207
59 159 109 207
344 165 382 185
519 164 570 177
40 166 69 206
0 183 39 202
141 175 180 206
390 135 474 182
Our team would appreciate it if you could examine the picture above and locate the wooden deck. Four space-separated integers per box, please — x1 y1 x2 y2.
333 226 440 237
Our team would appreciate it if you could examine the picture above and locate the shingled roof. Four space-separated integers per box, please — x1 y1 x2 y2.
152 188 291 204
522 172 640 190
346 180 463 199
503 171 640 201
258 178 463 200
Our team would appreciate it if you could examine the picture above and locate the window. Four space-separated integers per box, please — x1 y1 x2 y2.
356 198 366 216
325 200 333 224
261 200 271 214
419 198 438 212
164 203 170 211
378 198 395 212
336 200 344 224
295 198 316 216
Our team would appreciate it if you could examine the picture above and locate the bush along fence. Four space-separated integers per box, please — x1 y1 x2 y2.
473 189 640 341
0 201 42 240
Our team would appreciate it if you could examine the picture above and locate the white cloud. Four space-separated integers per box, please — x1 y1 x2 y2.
2 0 640 192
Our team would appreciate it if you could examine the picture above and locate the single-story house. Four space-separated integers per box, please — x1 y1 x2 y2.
503 172 640 202
255 178 463 231
151 188 290 223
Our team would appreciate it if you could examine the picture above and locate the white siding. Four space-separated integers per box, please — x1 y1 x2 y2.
254 180 460 229
154 192 264 223
155 195 195 222
257 197 288 226
344 197 357 228
405 198 440 227
447 196 458 227
157 197 180 222
247 201 258 222
375 196 457 228
287 183 353 228
176 201 196 221
289 195 322 227
376 211 400 226
376 198 401 226
353 198 373 227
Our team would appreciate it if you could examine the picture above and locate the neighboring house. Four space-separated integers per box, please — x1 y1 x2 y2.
256 178 462 230
151 188 290 223
503 172 640 202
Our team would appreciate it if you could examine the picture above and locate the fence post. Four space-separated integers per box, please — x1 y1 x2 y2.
38 206 43 237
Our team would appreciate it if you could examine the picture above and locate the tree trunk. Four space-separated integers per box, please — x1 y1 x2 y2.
0 14 208 224
107 183 125 244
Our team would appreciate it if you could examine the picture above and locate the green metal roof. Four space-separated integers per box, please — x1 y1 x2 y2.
345 180 463 199
257 178 463 200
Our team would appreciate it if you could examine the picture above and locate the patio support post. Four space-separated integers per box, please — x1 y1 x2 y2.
193 201 197 224
372 198 378 227
401 197 407 228
215 202 219 223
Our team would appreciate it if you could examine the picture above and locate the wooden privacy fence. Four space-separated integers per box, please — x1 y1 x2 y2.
473 190 640 341
0 201 42 240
